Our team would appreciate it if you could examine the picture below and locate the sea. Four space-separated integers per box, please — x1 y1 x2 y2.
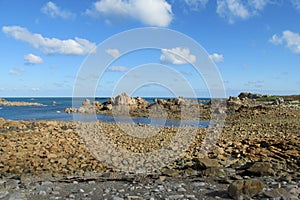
0 97 210 128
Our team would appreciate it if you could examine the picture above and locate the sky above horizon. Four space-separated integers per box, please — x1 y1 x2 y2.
0 0 300 97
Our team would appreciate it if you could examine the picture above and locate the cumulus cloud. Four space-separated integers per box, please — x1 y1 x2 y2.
41 1 75 19
2 26 96 55
209 53 224 63
160 47 196 65
108 66 128 72
86 0 173 27
270 30 300 54
106 48 120 58
24 54 43 65
9 67 25 76
216 0 271 23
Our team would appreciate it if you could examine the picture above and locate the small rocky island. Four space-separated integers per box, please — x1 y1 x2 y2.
0 98 43 106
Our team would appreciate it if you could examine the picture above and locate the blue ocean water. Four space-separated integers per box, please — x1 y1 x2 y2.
0 97 210 127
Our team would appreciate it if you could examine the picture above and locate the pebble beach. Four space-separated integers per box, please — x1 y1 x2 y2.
0 94 299 200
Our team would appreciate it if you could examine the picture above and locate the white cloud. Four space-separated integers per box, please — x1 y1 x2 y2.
86 0 173 27
2 26 96 55
270 30 300 54
217 0 249 23
183 0 208 10
160 47 196 65
31 88 40 92
209 53 224 63
106 48 120 58
216 0 271 23
41 1 75 19
24 54 43 64
9 67 25 76
108 66 128 72
291 0 300 11
249 0 270 10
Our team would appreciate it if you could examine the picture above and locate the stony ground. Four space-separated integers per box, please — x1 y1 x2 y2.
0 103 299 199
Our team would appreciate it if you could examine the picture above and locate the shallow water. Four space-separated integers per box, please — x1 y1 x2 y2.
0 97 210 128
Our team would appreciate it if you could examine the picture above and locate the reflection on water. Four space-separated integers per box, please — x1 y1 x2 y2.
74 113 208 128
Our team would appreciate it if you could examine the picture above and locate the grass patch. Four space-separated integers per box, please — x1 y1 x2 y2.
256 96 280 101
256 96 296 102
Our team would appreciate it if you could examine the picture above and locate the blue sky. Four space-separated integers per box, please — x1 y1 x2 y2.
0 0 299 97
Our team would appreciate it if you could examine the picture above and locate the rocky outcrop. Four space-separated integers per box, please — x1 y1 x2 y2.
238 92 262 100
0 98 43 106
64 94 198 118
64 99 96 114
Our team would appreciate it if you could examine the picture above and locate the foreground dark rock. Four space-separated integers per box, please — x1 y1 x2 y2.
228 179 264 200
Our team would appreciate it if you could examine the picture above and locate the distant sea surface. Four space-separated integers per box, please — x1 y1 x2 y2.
0 97 210 128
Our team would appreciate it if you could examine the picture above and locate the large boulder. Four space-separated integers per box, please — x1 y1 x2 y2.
107 97 115 104
228 179 264 200
246 162 275 176
114 93 136 106
135 96 149 108
82 99 91 106
192 157 220 170
272 97 284 105
102 103 113 111
174 96 185 106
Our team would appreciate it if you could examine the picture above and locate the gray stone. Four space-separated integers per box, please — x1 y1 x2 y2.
9 192 27 200
177 187 186 192
127 196 144 200
112 196 124 200
41 181 53 186
264 188 292 199
5 179 20 190
38 190 47 196
168 194 184 200
192 182 206 187
0 191 9 199
186 194 196 199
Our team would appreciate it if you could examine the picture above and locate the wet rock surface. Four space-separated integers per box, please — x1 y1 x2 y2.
0 94 299 199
